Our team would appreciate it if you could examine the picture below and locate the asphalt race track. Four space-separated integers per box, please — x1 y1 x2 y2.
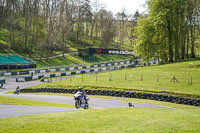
0 78 173 119
0 105 79 119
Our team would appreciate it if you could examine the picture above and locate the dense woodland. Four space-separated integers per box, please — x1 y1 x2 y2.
135 0 200 62
0 0 200 62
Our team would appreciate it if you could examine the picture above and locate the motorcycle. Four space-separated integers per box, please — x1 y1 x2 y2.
74 91 89 109
14 89 20 95
0 83 3 89
14 86 20 95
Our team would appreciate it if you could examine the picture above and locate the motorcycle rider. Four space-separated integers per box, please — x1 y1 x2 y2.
40 76 45 82
0 83 3 88
76 86 88 104
14 86 20 94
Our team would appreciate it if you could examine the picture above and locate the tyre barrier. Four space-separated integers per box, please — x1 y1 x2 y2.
19 88 200 107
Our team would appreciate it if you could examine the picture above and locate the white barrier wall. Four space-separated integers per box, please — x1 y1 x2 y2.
102 67 106 71
4 72 11 76
76 71 81 74
85 70 90 73
15 59 143 82
50 69 56 72
60 68 65 71
69 67 74 70
66 72 71 75
101 64 105 67
40 70 46 73
55 73 61 77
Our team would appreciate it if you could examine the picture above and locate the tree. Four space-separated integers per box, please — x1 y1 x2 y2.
81 0 92 37
40 0 59 61
116 8 127 45
135 16 157 62
135 0 200 62
57 0 70 57
125 10 139 48
90 0 104 38
0 0 8 27
97 9 116 48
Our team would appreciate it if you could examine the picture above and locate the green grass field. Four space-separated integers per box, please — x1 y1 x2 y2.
31 58 200 98
34 54 133 68
0 28 9 47
0 95 199 133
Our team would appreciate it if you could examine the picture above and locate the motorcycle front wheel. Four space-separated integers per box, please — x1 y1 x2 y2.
75 100 81 109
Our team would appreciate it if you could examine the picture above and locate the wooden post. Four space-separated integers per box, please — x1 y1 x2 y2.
157 75 159 82
188 63 193 85
109 62 112 81
125 73 126 80
109 73 112 81
170 75 179 83
188 76 192 85
82 75 83 81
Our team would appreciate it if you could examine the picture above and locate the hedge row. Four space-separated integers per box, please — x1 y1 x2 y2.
20 88 200 107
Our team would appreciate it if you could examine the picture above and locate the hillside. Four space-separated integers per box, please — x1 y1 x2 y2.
0 25 134 69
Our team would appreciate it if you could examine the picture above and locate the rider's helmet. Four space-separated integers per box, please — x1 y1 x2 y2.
78 86 83 92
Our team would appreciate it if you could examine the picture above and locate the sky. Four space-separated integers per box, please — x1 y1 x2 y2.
90 0 148 14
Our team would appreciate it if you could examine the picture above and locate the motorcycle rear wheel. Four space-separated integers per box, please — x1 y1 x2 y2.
14 91 19 95
84 104 89 109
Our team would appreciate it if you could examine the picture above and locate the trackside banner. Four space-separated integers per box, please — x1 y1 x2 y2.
89 48 135 55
